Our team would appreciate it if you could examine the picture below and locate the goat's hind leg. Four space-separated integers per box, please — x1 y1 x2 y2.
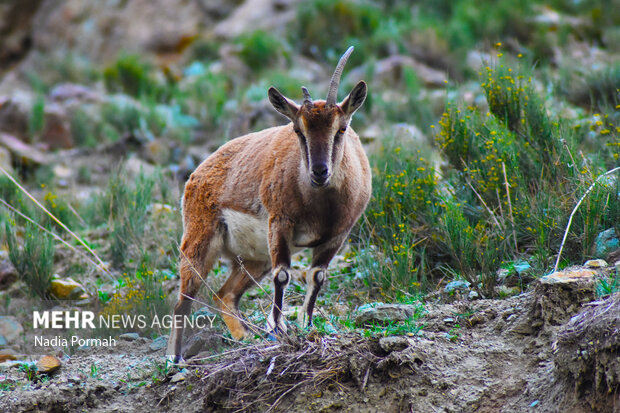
166 233 221 362
214 259 270 340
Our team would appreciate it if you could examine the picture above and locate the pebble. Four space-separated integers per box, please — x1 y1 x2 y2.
170 371 187 383
444 280 471 294
584 259 608 268
119 333 141 341
36 355 62 374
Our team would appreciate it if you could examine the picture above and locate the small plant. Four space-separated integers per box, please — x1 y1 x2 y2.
150 359 172 384
18 363 39 382
596 268 620 297
293 0 383 64
353 139 442 298
99 266 170 337
446 323 461 342
558 62 620 112
90 362 100 378
177 71 230 130
5 221 55 299
28 95 45 138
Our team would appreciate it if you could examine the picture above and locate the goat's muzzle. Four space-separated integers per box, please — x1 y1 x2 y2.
310 163 330 187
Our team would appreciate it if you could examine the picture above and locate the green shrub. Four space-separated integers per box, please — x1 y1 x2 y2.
105 169 155 267
28 95 45 138
70 108 98 148
558 63 620 112
236 31 286 72
98 264 171 337
177 71 230 130
188 39 220 62
100 101 142 136
353 140 442 299
293 0 383 64
103 54 171 102
5 221 55 299
357 57 620 299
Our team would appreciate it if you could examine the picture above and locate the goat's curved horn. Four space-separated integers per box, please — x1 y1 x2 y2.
326 46 354 105
302 87 313 106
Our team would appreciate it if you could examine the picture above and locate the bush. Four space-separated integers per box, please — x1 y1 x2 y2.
235 31 286 72
103 54 171 102
353 140 442 299
558 63 620 112
355 56 620 299
293 0 383 64
177 71 231 131
28 95 45 138
5 221 55 299
99 265 171 337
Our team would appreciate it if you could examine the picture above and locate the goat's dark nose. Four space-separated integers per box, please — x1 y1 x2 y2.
312 163 329 178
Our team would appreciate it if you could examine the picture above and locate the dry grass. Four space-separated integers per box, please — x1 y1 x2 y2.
175 332 381 412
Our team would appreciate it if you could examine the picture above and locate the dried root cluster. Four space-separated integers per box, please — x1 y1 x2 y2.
190 332 380 412
554 293 620 396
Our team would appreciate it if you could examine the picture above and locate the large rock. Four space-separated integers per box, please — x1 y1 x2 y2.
30 0 208 64
0 259 17 290
0 0 43 70
354 303 420 326
49 277 87 300
595 228 619 258
348 55 447 88
50 83 102 104
213 0 299 39
182 329 222 360
40 103 73 149
149 335 168 352
0 132 48 166
0 93 33 139
0 316 24 344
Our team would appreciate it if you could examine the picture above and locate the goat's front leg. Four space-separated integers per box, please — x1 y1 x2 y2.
299 236 346 328
267 217 293 336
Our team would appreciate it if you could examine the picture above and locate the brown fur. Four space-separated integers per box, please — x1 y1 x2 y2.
167 82 371 360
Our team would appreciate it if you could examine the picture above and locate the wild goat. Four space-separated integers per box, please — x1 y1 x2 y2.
167 47 371 360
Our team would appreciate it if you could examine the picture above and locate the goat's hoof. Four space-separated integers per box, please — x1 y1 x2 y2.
167 354 184 364
266 327 285 341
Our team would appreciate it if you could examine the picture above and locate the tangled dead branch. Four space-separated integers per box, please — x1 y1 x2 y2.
189 332 383 412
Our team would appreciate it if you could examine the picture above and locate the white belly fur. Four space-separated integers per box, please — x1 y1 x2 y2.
221 209 270 261
221 209 311 262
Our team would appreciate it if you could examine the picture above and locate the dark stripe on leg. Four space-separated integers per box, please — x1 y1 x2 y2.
306 271 324 326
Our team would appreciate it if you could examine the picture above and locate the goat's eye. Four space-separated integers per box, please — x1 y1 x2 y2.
335 128 346 141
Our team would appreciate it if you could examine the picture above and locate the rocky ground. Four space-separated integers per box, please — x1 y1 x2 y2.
0 264 618 412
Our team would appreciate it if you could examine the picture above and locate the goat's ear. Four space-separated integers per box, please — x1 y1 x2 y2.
268 87 299 120
340 81 367 117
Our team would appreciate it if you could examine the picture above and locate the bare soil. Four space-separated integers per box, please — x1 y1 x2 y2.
1 290 618 413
